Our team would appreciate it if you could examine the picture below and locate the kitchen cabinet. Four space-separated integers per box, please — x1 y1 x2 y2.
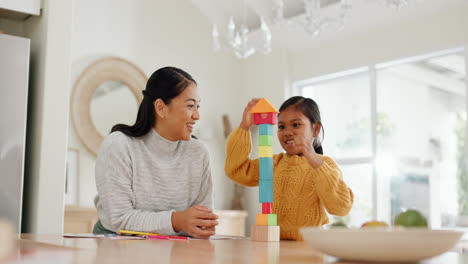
0 0 40 20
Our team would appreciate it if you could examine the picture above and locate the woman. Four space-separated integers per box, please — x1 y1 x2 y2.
93 67 218 239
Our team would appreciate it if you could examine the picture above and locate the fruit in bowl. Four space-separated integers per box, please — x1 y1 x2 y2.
394 209 428 227
361 220 389 228
329 221 348 228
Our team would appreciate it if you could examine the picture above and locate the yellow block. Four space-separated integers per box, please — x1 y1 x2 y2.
259 146 273 157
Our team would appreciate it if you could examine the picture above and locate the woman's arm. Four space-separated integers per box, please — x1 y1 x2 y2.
95 133 180 235
193 147 214 209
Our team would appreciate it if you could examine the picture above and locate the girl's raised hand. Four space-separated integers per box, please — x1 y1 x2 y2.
240 98 261 130
295 135 323 168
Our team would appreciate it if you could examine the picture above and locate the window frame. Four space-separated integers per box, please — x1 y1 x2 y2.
292 47 467 225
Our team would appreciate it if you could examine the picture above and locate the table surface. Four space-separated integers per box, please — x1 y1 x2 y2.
4 234 467 264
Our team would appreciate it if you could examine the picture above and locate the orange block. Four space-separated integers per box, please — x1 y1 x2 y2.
256 214 277 226
256 214 269 226
250 98 279 114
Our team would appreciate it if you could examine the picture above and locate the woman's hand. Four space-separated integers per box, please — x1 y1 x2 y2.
240 98 261 130
172 205 218 239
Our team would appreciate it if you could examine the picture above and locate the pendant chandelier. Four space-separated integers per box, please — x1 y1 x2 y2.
193 0 421 59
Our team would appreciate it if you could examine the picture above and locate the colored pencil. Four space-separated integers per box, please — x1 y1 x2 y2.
119 229 189 240
145 234 169 240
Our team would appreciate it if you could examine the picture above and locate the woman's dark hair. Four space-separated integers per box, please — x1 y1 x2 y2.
278 96 324 154
111 66 196 137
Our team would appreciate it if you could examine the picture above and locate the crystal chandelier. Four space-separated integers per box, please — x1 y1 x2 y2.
211 0 272 59
274 0 352 36
212 17 272 59
204 0 420 59
210 0 352 59
384 0 409 10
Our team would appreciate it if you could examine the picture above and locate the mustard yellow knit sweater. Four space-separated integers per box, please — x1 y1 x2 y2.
225 127 354 241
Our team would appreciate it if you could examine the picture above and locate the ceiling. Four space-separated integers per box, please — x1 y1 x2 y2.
191 0 467 51
191 0 466 97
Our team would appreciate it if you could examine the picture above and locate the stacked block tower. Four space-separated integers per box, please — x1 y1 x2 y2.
250 98 280 242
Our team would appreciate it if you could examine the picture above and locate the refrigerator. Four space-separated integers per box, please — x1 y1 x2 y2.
0 33 30 233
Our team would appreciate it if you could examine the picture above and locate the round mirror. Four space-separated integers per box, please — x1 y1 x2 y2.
71 57 147 155
90 80 138 136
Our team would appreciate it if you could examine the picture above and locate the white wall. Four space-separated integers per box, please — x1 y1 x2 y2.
290 3 468 82
68 0 243 211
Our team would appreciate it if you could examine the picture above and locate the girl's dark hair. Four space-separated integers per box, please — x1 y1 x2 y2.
111 66 196 137
278 96 324 154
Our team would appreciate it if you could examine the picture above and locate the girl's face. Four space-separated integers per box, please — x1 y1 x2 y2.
159 82 200 141
277 107 319 155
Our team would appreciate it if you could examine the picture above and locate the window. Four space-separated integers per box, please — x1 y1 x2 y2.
294 48 467 229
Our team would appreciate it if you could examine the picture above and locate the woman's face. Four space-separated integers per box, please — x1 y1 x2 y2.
277 107 319 155
161 82 200 141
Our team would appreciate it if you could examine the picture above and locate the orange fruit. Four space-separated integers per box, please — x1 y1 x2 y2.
361 220 388 228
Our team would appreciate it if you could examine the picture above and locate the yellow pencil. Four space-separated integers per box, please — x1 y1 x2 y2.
119 230 163 236
119 230 188 240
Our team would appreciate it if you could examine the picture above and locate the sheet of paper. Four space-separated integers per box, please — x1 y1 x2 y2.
189 235 244 240
63 233 115 238
108 236 146 240
63 233 146 240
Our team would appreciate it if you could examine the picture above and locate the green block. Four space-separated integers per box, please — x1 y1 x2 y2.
268 214 277 226
259 135 273 146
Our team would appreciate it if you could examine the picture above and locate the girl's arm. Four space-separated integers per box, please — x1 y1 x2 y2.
309 156 354 216
224 127 260 186
224 99 263 186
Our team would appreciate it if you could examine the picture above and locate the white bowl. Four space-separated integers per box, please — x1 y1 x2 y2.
300 227 463 262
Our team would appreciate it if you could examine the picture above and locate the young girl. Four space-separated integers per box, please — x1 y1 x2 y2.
225 96 354 241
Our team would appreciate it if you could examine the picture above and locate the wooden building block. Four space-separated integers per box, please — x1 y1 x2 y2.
256 214 268 225
250 225 280 242
258 146 273 158
262 202 272 214
254 113 277 125
268 214 277 226
259 135 273 146
256 214 277 226
259 180 273 203
251 98 279 115
259 158 273 180
259 124 273 135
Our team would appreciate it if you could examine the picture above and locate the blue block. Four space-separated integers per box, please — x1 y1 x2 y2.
259 124 273 135
259 180 273 203
259 158 273 180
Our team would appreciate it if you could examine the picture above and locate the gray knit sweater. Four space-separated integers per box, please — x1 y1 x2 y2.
94 129 213 235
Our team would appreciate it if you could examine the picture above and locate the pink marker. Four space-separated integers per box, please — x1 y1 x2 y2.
145 234 169 240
